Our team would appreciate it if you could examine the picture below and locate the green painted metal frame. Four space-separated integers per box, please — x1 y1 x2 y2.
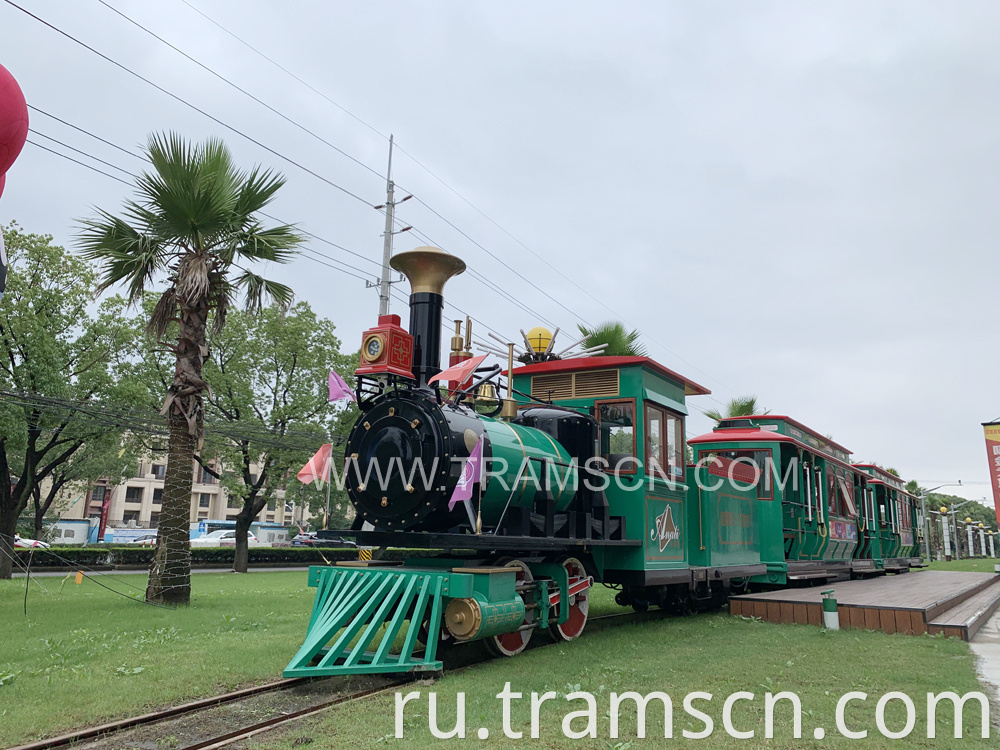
284 565 467 677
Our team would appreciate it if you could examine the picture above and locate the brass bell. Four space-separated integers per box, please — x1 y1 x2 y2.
475 382 499 404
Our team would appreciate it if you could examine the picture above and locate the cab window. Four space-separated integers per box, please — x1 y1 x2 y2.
700 448 772 499
597 400 636 473
645 403 685 480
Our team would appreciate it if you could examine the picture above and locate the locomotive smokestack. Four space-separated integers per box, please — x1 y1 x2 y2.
390 246 466 386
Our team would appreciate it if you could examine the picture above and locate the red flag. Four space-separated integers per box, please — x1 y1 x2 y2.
428 354 488 386
297 444 332 487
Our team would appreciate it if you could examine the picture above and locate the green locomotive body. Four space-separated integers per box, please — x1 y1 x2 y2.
284 245 926 679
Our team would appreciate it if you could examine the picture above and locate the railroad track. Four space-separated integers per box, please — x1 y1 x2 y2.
8 611 636 750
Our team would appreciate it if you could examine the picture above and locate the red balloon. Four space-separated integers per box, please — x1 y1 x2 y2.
0 63 28 176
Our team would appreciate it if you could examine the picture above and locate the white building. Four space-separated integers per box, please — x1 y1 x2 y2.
62 455 305 531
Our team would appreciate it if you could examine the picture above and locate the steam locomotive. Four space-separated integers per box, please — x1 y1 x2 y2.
284 246 923 678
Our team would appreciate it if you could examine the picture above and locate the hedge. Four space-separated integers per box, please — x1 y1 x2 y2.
10 544 401 569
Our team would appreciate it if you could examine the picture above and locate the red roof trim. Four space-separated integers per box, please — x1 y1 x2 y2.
715 415 853 455
509 356 711 396
688 428 860 474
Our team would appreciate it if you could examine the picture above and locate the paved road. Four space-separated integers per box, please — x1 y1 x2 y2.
971 609 1000 708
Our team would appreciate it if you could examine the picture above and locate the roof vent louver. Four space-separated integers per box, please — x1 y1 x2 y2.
530 369 619 400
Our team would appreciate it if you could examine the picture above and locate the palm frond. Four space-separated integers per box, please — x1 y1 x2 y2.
705 395 767 423
233 166 287 217
77 211 166 300
576 320 647 357
234 270 294 314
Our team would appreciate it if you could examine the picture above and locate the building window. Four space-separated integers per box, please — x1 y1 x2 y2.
249 473 259 486
149 513 159 527
199 464 217 484
122 511 140 524
596 399 636 473
197 511 208 520
228 496 242 509
152 488 162 506
199 493 212 508
645 403 685 480
152 464 166 480
64 529 76 539
124 486 143 504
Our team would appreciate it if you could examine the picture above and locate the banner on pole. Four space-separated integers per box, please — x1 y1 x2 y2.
982 422 1000 526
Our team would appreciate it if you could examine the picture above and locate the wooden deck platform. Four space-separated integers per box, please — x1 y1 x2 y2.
730 571 1000 641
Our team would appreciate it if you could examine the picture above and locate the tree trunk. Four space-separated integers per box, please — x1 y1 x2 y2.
0 505 17 580
146 411 194 604
33 485 44 539
233 509 252 574
145 299 209 605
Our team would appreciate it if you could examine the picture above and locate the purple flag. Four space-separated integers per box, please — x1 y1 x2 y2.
449 438 484 511
328 370 356 403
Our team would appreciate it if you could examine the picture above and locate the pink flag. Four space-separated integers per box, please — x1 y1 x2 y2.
297 443 332 487
329 370 356 403
449 437 484 511
428 354 488 387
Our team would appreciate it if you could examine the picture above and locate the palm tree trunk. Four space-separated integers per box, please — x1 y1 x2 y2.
146 300 208 605
146 411 193 604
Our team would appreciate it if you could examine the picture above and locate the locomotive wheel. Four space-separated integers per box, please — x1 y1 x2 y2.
484 559 535 657
548 556 590 642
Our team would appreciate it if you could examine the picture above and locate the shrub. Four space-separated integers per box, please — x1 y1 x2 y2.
12 545 433 569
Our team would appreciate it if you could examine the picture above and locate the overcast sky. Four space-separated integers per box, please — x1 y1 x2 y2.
1 1 997 507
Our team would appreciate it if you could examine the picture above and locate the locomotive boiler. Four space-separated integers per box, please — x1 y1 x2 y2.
344 246 601 538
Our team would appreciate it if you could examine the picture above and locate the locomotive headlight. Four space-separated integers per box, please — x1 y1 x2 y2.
362 333 386 363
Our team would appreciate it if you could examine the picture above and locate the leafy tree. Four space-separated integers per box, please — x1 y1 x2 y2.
576 321 647 357
704 395 766 424
0 225 142 578
29 429 138 539
78 134 302 604
186 302 354 572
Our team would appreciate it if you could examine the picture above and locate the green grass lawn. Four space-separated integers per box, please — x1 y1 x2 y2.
1 569 995 748
259 614 995 749
0 570 315 746
925 558 1000 574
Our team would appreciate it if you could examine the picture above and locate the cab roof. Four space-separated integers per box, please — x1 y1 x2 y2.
510 356 711 396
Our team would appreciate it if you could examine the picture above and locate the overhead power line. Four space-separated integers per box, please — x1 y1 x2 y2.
165 1 736 396
4 0 376 207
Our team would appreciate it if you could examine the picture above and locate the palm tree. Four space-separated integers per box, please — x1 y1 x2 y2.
576 321 647 357
704 395 766 424
79 134 302 605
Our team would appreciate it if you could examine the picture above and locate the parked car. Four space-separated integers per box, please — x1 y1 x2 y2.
291 531 356 547
190 529 260 548
13 534 50 549
291 532 317 546
127 533 158 546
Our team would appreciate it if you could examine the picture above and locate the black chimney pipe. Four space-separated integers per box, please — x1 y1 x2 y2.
408 291 443 387
389 246 466 387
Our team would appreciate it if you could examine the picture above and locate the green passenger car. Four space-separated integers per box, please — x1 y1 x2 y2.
512 356 766 610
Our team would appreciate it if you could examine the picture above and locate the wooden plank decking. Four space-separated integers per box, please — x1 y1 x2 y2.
729 571 1000 641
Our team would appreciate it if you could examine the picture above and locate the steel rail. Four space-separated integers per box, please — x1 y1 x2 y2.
178 612 636 749
7 677 309 750
9 611 637 750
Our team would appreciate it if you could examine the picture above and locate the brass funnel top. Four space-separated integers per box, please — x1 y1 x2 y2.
390 246 466 295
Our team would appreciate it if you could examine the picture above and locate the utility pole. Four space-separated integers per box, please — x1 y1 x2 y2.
369 135 413 315
378 135 396 316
